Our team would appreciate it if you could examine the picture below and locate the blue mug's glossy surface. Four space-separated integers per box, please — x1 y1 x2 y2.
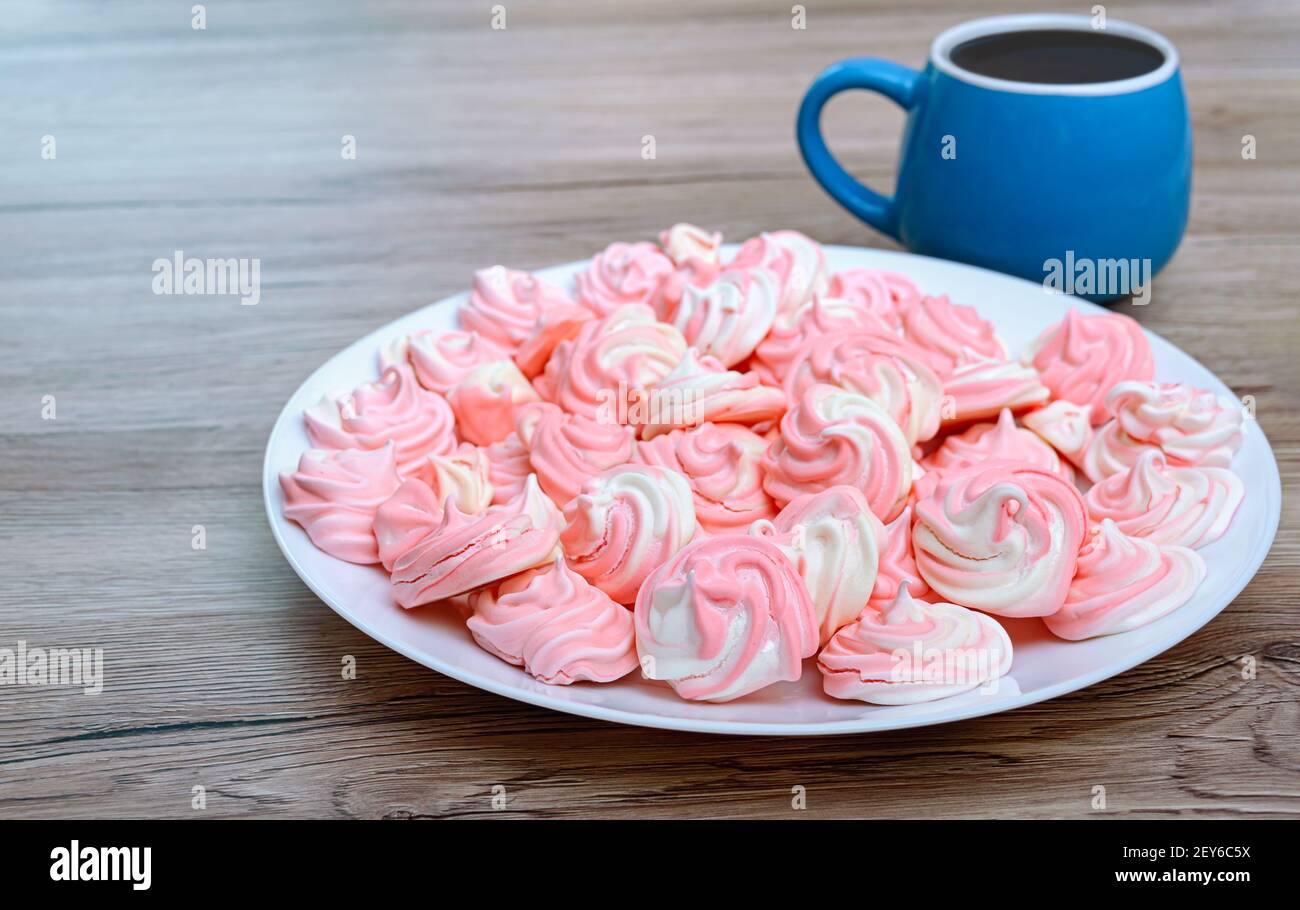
797 15 1191 300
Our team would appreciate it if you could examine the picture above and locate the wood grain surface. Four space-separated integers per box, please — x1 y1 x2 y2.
1 0 1297 819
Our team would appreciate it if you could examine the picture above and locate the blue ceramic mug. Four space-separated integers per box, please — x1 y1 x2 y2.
797 14 1190 300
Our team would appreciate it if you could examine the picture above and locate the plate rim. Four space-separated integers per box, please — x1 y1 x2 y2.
262 245 1283 736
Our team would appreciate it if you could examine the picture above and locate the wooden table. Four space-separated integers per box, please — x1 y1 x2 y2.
3 0 1297 819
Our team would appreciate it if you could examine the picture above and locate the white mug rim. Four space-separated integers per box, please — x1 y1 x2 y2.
931 14 1179 96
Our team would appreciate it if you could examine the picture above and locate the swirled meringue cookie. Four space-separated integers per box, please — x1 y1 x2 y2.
281 443 403 564
634 535 818 702
1107 380 1245 468
304 364 458 476
1045 520 1205 640
409 442 494 516
667 268 780 367
728 229 828 312
924 409 1071 481
467 556 638 685
656 223 723 312
512 303 593 379
404 329 510 395
561 463 698 603
749 485 885 644
825 268 920 328
389 475 564 608
522 401 635 508
900 294 1007 377
638 349 785 439
575 241 675 317
913 461 1088 617
461 266 576 351
636 423 776 534
538 303 687 422
763 383 912 522
1081 419 1158 483
939 358 1050 425
484 431 531 505
1029 310 1154 423
1022 400 1094 469
446 359 542 446
781 332 942 446
869 506 931 611
818 584 1013 705
1084 449 1244 549
752 296 898 386
373 477 443 571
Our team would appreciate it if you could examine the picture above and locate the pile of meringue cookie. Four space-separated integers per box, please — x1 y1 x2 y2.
281 225 1246 706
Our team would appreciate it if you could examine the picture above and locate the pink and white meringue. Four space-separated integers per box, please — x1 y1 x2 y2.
522 401 636 508
782 332 943 445
1107 380 1245 468
826 268 921 326
409 442 494 517
484 431 532 505
900 294 1006 377
728 229 828 312
656 223 723 310
446 359 542 446
461 266 576 352
1029 309 1154 423
1044 519 1205 640
304 364 457 476
512 303 593 379
749 485 885 644
634 534 818 702
280 443 403 564
1022 400 1094 468
912 461 1088 617
389 474 564 608
574 241 675 317
1081 419 1159 483
751 295 898 385
939 358 1050 425
635 423 776 535
561 463 698 604
373 476 443 572
1084 449 1244 549
667 268 779 367
818 584 1013 705
763 383 912 522
405 329 511 395
638 349 785 439
538 303 687 422
924 408 1071 481
467 556 638 685
869 506 931 611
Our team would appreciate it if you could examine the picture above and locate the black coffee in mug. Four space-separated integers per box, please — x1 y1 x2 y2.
949 29 1166 84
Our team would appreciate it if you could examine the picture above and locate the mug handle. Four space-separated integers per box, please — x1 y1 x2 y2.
796 58 923 241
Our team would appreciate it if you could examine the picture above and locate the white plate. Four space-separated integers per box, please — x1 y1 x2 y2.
263 246 1281 736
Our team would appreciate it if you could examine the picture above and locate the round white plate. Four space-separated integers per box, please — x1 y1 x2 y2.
263 246 1281 736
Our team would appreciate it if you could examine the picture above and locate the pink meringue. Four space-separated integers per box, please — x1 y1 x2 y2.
484 431 532 506
446 359 542 446
373 477 444 572
818 584 1013 705
461 266 576 351
869 506 931 611
1084 449 1244 549
900 294 1006 377
763 383 912 522
467 556 638 685
939 358 1050 425
538 303 687 422
667 268 779 367
1107 380 1245 468
522 402 636 508
408 442 495 517
924 408 1071 481
634 534 818 702
405 329 511 395
638 349 785 439
728 229 828 312
389 474 564 608
512 303 593 379
1044 519 1206 640
561 463 698 604
304 364 457 475
749 485 885 644
825 268 921 327
575 241 675 317
751 295 898 387
635 423 776 535
1022 400 1094 468
1029 309 1154 423
782 331 943 445
656 223 723 311
280 443 403 564
912 461 1088 617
